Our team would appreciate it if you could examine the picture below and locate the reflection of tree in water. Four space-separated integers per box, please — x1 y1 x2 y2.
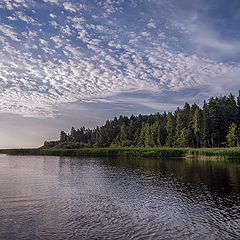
55 156 240 238
100 157 240 206
58 156 240 214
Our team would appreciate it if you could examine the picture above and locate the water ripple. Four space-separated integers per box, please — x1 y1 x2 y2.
0 156 239 239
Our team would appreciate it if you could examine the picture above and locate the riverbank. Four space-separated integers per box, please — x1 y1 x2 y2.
1 147 240 159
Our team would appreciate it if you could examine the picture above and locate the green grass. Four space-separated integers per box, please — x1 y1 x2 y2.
187 148 240 159
1 147 240 159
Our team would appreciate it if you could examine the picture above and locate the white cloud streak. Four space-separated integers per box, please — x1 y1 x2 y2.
0 23 19 41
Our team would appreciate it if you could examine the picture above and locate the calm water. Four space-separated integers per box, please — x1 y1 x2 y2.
0 155 239 240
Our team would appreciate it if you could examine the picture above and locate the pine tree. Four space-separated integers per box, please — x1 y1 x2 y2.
60 131 67 142
119 123 129 146
175 110 185 146
193 108 202 148
70 127 77 141
95 127 103 147
151 122 160 147
165 113 175 147
178 128 191 147
137 122 147 147
53 90 240 150
144 123 151 147
226 123 237 147
201 105 208 147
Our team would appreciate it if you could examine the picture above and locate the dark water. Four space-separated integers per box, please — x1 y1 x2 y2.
0 155 240 240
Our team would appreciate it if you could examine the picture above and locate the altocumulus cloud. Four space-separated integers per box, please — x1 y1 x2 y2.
0 0 239 117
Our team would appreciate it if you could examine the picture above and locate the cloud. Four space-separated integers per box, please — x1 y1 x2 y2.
147 20 157 29
49 13 57 18
50 35 64 48
63 1 77 12
64 44 82 56
16 11 38 24
0 0 239 118
164 0 240 60
190 26 240 58
0 23 19 41
7 16 17 21
0 0 30 9
61 25 72 36
43 0 60 5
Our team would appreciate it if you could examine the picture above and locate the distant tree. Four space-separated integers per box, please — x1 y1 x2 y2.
237 91 240 129
193 108 202 148
60 131 68 142
70 127 77 141
95 127 103 147
118 123 129 146
175 109 185 146
165 113 175 147
177 128 191 147
144 123 153 147
201 104 208 147
47 90 240 150
151 121 160 147
137 122 147 147
226 123 237 147
128 120 137 145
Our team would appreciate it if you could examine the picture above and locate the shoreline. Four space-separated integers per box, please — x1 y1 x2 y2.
1 147 240 159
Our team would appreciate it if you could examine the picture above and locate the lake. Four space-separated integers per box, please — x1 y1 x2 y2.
0 155 239 240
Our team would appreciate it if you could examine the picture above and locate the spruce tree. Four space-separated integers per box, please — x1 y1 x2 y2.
60 131 67 142
193 108 202 148
165 113 175 147
226 123 237 147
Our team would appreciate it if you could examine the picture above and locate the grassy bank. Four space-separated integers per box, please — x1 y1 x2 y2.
1 147 240 159
0 148 187 158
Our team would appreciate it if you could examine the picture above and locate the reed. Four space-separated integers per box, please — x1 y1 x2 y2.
1 147 240 159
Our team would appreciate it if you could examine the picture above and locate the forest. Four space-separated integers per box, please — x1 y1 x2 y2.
43 91 240 149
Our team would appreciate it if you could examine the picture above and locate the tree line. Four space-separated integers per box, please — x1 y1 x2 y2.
43 91 240 149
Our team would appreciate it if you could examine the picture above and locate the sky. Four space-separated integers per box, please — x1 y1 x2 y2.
0 0 240 148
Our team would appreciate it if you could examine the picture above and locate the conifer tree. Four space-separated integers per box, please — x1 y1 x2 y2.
70 127 77 141
118 123 129 146
193 108 202 148
226 123 237 147
47 90 240 149
144 123 151 147
137 122 147 147
60 131 67 142
165 113 175 147
178 128 190 147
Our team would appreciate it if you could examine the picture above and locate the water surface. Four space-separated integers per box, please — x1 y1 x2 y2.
0 155 239 239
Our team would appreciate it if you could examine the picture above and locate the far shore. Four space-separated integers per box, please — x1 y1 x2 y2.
1 147 240 160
